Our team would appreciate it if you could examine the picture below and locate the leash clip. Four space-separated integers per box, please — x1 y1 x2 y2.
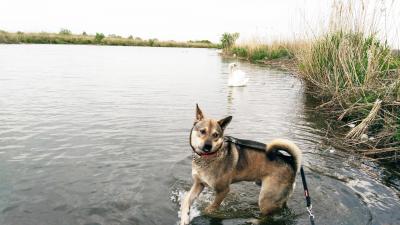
307 204 316 225
307 205 314 218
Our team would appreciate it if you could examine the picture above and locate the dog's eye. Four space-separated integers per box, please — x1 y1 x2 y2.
212 132 219 138
199 129 206 135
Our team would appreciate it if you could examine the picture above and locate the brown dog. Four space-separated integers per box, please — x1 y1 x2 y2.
180 105 302 225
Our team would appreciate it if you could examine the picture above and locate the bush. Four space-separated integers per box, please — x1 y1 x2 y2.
148 38 158 46
220 32 239 50
94 33 105 43
59 28 71 35
269 47 291 59
249 48 269 61
231 47 248 58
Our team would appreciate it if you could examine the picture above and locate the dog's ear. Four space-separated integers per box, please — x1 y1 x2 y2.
218 116 232 130
195 104 204 121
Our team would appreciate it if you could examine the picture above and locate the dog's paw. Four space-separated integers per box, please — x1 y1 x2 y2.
180 212 190 225
246 218 260 225
180 213 190 225
204 205 218 214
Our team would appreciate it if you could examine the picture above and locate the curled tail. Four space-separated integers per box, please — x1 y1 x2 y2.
266 139 302 173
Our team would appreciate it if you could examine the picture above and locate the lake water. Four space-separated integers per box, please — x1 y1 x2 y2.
0 44 399 225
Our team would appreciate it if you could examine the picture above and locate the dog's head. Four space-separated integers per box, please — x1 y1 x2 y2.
190 104 232 157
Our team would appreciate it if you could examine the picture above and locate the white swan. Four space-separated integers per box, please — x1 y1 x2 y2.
228 63 249 87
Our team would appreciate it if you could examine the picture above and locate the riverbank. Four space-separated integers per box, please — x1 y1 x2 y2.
0 30 219 48
223 39 400 161
221 0 400 162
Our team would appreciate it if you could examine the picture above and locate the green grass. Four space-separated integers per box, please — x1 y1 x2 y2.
297 31 400 156
231 46 248 58
0 31 218 48
298 31 395 101
219 15 400 160
230 44 292 62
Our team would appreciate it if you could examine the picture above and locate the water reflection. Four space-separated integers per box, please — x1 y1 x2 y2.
0 45 398 225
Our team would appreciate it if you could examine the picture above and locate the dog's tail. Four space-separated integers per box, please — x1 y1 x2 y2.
266 139 302 173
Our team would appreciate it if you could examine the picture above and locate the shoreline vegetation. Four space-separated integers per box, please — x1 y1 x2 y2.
220 1 400 161
0 29 219 48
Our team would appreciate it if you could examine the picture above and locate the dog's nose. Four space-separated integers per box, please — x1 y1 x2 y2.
203 144 212 152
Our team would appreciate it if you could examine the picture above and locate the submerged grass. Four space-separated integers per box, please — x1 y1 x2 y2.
0 30 219 48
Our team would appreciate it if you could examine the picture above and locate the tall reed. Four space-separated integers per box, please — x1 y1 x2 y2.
296 0 400 159
223 0 400 160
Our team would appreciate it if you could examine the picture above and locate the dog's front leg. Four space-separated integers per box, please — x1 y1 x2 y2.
180 178 204 225
205 186 230 213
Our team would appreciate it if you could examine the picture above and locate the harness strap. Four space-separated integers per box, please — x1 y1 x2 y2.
224 136 266 151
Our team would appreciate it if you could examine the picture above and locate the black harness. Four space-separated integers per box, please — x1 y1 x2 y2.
189 126 315 224
224 136 266 151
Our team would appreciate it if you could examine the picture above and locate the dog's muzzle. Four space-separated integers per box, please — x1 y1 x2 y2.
202 143 212 152
198 142 223 157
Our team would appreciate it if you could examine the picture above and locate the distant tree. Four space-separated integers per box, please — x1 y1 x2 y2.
135 37 142 41
128 35 133 39
95 33 105 43
59 28 72 35
199 40 212 44
148 38 158 46
17 31 24 35
82 31 87 36
220 32 239 49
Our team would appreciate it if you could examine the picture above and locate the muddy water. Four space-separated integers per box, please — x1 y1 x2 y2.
0 45 399 225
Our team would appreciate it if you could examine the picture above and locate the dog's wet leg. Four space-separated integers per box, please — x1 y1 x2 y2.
258 177 288 216
204 186 230 214
180 179 204 225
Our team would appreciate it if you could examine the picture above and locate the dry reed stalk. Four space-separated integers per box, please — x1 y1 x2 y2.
346 98 382 139
360 147 399 155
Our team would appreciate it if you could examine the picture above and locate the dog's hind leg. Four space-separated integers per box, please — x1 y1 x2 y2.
258 176 292 216
205 186 230 214
180 178 204 225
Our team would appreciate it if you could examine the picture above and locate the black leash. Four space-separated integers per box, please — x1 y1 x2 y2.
300 166 315 225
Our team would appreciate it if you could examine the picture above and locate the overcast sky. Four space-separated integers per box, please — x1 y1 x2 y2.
1 0 399 47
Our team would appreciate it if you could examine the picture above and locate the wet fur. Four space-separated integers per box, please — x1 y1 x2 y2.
180 105 302 225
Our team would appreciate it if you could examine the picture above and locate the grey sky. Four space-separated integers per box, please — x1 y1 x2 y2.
1 0 399 47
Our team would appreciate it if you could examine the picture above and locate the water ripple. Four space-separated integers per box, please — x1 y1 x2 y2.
0 45 398 225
